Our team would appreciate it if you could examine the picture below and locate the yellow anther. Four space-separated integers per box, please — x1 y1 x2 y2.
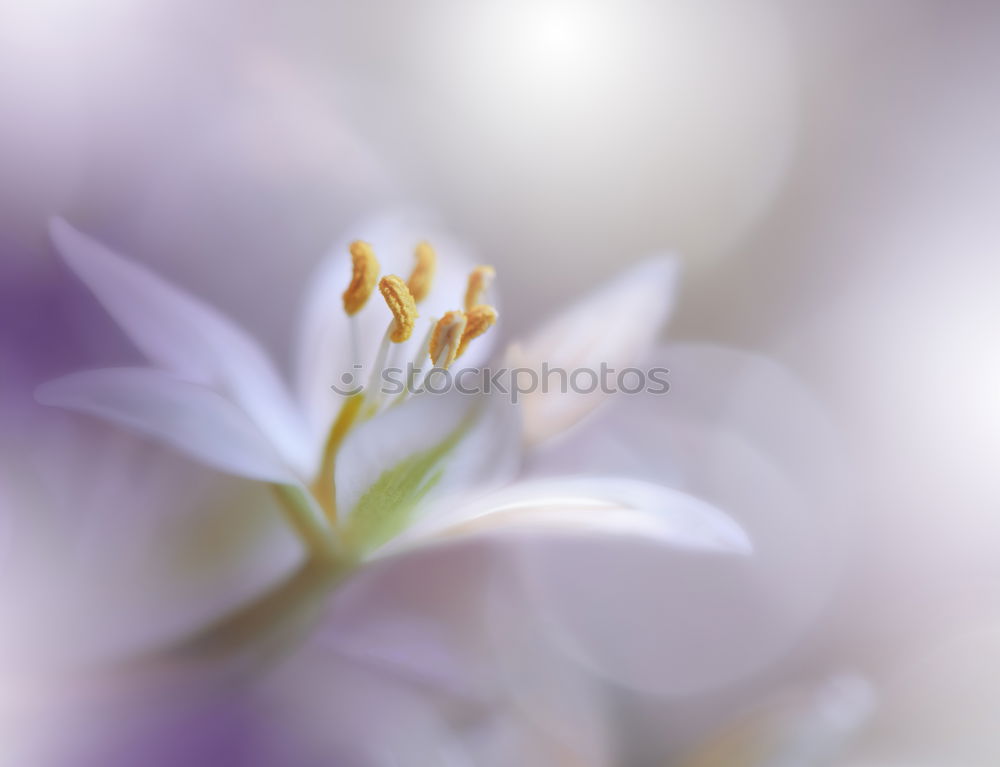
429 311 467 369
342 241 380 316
464 265 496 312
378 275 418 343
457 304 498 358
406 241 437 304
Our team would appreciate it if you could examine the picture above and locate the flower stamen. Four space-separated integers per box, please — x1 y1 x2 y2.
360 276 419 415
407 241 436 304
458 304 498 358
379 275 418 343
464 265 495 312
342 241 380 316
430 311 468 369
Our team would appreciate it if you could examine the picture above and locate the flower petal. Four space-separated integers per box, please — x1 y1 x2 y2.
392 476 750 556
35 367 296 483
381 476 760 697
49 219 312 475
295 209 498 450
335 388 521 555
508 255 680 446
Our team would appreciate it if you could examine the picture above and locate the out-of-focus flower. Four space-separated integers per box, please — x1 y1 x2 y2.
508 279 854 696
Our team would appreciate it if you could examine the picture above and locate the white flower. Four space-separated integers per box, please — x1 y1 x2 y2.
34 208 851 710
26 214 759 763
36 215 748 581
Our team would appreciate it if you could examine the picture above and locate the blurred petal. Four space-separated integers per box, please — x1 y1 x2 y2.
36 368 296 484
335 389 521 554
308 538 507 705
510 256 680 445
528 343 857 693
295 209 497 448
0 402 303 677
678 674 876 767
49 218 312 474
307 535 614 765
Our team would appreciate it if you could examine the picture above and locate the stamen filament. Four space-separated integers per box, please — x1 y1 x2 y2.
361 276 420 416
310 392 365 523
349 314 361 371
400 321 436 400
362 324 395 415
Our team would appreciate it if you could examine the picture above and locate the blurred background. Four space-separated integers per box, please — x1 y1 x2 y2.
2 0 999 763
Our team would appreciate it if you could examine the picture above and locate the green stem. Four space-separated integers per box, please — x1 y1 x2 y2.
173 556 354 664
160 487 354 668
271 483 340 562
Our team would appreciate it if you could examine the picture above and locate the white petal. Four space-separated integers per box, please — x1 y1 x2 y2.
49 219 312 475
382 476 760 697
295 209 498 450
393 476 750 556
35 368 296 483
510 256 680 446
